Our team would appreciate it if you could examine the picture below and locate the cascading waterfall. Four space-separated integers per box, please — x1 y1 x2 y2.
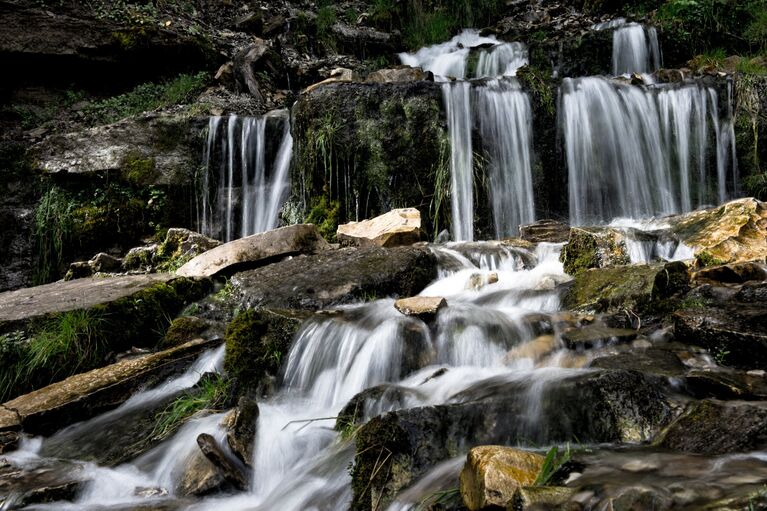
197 111 293 242
592 18 661 75
563 76 738 225
400 30 535 240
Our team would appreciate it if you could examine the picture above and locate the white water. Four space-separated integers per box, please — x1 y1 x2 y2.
563 76 738 225
400 30 534 240
198 110 293 242
612 23 661 75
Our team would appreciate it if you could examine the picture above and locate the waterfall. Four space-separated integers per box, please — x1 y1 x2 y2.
612 23 661 75
400 30 535 240
198 111 293 242
475 79 535 238
563 76 738 225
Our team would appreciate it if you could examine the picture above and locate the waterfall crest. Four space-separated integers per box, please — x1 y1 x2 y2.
197 111 293 242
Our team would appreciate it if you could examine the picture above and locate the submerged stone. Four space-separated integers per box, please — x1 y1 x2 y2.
459 445 544 510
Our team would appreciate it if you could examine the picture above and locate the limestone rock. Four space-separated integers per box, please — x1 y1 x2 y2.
337 208 424 248
366 66 432 83
519 219 570 243
669 198 767 265
460 446 544 510
197 433 249 491
176 224 330 278
560 227 631 275
656 399 767 454
394 296 446 319
0 338 220 436
226 396 260 466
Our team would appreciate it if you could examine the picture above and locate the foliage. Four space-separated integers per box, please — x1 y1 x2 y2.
737 56 767 75
744 172 767 200
150 374 229 440
689 47 727 69
416 488 461 510
316 4 338 50
34 186 76 284
695 250 726 267
533 444 573 486
306 195 340 241
83 72 208 126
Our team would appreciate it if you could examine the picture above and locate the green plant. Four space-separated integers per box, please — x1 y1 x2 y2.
306 195 340 241
689 47 727 69
695 251 726 267
533 444 573 486
150 374 229 440
714 347 731 365
316 5 337 50
416 488 461 510
34 186 76 285
737 56 767 75
212 279 236 303
744 172 767 200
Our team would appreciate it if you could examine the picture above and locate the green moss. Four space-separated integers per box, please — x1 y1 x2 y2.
122 152 158 186
306 195 340 242
223 309 306 396
695 251 727 268
161 315 209 349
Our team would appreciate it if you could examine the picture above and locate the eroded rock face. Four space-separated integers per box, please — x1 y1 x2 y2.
337 208 424 248
177 224 330 278
459 446 544 510
231 246 439 311
657 400 767 455
0 338 220 436
670 198 767 265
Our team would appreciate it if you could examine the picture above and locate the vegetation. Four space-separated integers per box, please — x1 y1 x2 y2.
150 374 230 441
533 444 573 486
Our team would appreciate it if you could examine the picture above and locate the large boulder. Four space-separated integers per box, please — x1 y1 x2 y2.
0 338 219 436
656 399 767 454
669 198 767 265
351 370 672 510
459 446 544 510
337 208 424 248
176 224 330 278
560 227 631 275
231 246 439 311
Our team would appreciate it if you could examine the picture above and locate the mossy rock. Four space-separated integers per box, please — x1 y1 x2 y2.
560 227 632 276
162 315 211 349
223 308 310 397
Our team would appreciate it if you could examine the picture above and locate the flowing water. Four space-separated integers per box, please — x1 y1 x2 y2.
563 76 738 225
197 111 293 242
400 30 534 240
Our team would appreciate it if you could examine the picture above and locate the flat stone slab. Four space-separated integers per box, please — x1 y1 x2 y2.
394 296 446 318
0 273 174 325
176 224 330 278
0 338 220 436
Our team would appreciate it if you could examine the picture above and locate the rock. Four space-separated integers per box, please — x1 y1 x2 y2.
231 246 439 311
519 219 570 243
692 261 767 285
656 399 767 455
366 66 432 83
351 370 671 510
336 384 425 431
33 113 206 186
337 208 424 248
303 67 357 94
562 261 689 313
560 227 631 275
226 396 259 466
460 446 544 510
561 325 637 350
590 347 685 377
511 486 579 510
0 431 19 453
0 338 220 436
162 315 212 348
196 433 249 491
504 335 559 364
673 305 767 369
394 296 446 320
683 369 767 400
123 245 158 271
177 448 227 496
0 459 84 509
176 224 330 278
224 308 309 396
156 228 220 271
89 252 123 273
330 23 398 57
65 260 93 280
669 198 767 265
466 272 501 291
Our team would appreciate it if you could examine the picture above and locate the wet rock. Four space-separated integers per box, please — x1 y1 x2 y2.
692 261 767 285
673 305 767 369
162 316 212 348
351 370 672 510
231 246 439 311
177 448 227 497
336 384 425 430
656 399 767 454
511 486 579 510
590 347 686 377
197 433 249 491
0 338 220 436
226 396 259 466
683 370 767 400
519 219 570 243
366 66 433 83
560 227 631 275
176 224 330 278
394 296 447 320
123 245 159 272
224 308 309 396
337 208 424 248
459 446 544 510
563 261 690 313
561 325 637 350
669 198 767 265
0 431 19 453
33 113 206 186
0 458 85 509
504 335 559 364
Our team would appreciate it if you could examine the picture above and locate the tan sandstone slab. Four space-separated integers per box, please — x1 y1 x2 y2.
176 224 330 278
394 296 446 318
337 208 424 248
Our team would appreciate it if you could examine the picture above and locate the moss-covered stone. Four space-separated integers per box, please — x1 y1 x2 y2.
223 308 309 396
162 315 210 349
560 227 631 276
121 152 158 186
